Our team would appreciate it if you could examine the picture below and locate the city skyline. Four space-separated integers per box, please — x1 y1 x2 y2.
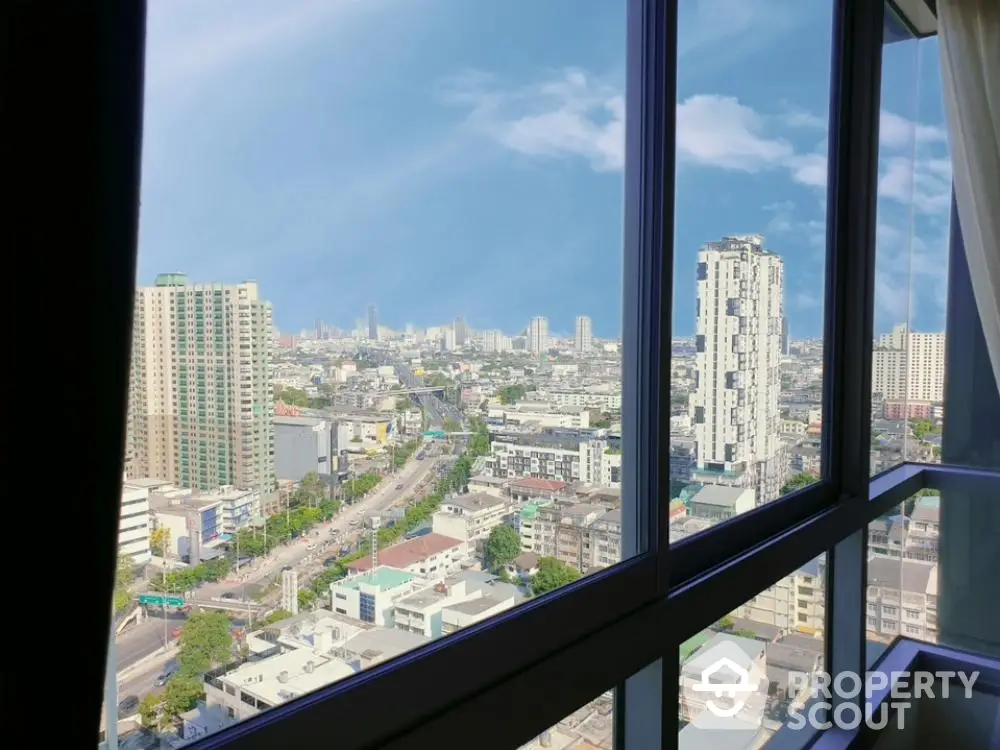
136 0 952 341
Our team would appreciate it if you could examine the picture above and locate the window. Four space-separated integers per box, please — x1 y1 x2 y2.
104 0 643 744
870 20 950 478
678 554 826 747
74 1 1000 749
669 0 833 540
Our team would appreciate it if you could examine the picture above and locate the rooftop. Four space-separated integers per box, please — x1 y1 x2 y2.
219 649 356 706
338 566 415 592
508 477 567 492
689 484 753 508
347 533 464 572
442 492 507 513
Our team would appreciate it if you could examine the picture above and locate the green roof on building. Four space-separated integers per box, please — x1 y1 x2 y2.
340 567 414 592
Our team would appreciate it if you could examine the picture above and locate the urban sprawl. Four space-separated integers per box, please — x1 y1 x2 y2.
107 236 946 750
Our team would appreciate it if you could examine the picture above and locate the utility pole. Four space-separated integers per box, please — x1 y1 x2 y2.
162 558 169 654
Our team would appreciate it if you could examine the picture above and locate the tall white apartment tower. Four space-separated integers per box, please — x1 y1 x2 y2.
872 324 946 403
125 273 276 494
528 316 549 356
575 315 593 353
691 236 785 505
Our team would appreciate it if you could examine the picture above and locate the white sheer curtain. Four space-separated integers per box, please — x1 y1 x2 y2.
937 0 1000 390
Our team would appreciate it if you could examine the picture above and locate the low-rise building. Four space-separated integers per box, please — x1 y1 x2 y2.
345 533 468 580
119 480 152 564
274 415 332 481
147 482 261 560
487 402 591 429
686 485 756 521
394 571 523 638
432 493 510 546
866 555 938 642
530 502 622 573
329 567 420 626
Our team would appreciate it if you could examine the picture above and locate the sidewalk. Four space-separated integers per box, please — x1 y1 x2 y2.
117 643 179 683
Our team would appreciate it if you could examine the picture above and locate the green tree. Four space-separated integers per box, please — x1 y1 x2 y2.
139 692 162 727
298 589 317 610
162 675 205 722
395 396 413 411
531 557 581 596
114 555 134 613
275 385 309 407
257 609 293 628
443 417 461 433
176 611 233 676
781 472 818 495
499 384 526 405
909 418 938 441
485 525 521 573
589 410 612 429
716 615 735 631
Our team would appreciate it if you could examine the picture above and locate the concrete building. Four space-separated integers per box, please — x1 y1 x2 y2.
394 571 523 638
528 503 622 573
528 316 549 356
686 485 756 522
432 493 510 546
119 481 152 564
486 440 621 488
147 482 260 560
333 414 391 453
125 273 275 493
575 315 593 353
866 555 938 643
691 236 785 505
274 416 331 481
329 567 421 626
345 533 468 580
872 324 946 403
731 557 826 634
367 304 379 341
539 389 622 412
487 402 591 429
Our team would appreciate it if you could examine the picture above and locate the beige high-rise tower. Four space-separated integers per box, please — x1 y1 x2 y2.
125 273 275 493
691 235 785 505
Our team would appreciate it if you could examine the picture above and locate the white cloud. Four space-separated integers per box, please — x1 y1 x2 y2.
879 110 948 149
444 68 625 173
145 0 378 92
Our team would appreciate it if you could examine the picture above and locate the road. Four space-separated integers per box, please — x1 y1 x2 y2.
116 613 186 671
113 448 441 677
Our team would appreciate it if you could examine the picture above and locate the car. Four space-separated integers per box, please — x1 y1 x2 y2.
395 483 404 490
220 592 236 600
118 695 140 716
171 626 183 638
282 565 293 572
154 665 178 686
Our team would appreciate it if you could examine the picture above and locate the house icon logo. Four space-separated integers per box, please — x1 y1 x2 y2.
681 637 768 730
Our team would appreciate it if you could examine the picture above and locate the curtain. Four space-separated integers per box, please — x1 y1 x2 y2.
937 0 1000 392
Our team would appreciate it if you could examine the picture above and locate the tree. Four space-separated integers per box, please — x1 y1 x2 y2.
485 525 521 573
114 554 134 613
139 692 162 728
150 527 171 557
298 589 317 610
162 675 205 722
589 410 612 429
499 384 526 405
395 396 413 411
176 611 233 676
257 609 293 628
443 417 461 434
781 472 818 495
275 385 309 407
531 557 581 596
716 615 735 631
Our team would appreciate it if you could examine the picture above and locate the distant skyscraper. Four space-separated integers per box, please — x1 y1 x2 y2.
454 316 468 346
528 316 549 355
367 304 379 341
125 273 275 493
575 315 593 353
872 324 946 403
483 329 504 353
692 236 784 505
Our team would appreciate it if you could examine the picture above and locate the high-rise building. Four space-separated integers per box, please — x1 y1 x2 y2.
454 317 468 346
367 304 379 341
872 324 946 403
575 315 593 353
125 273 275 493
528 316 549 356
691 236 785 505
781 316 790 356
483 329 504 353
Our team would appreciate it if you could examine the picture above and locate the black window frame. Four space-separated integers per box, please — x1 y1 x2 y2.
58 0 1000 748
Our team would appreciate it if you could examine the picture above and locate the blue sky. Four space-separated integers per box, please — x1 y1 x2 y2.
138 0 952 340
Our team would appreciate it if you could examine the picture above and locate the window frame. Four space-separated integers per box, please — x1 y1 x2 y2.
78 0 1000 748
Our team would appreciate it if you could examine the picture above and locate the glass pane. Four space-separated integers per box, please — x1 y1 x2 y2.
103 0 630 744
866 489 940 645
870 11 951 477
519 691 615 749
678 555 827 747
670 0 833 537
